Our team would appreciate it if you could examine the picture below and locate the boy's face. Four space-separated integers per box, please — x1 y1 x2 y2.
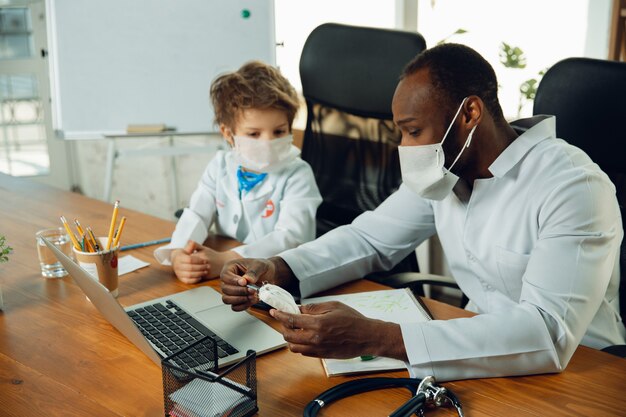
220 108 290 146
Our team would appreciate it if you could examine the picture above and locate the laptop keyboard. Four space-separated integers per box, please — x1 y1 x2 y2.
127 299 239 369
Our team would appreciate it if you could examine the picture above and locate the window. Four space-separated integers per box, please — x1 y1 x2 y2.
275 0 396 93
415 0 608 119
0 6 33 59
0 4 50 177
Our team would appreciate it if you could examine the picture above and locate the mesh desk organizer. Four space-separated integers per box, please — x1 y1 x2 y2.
162 336 257 417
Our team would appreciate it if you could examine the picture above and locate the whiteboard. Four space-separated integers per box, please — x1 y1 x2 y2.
46 0 275 139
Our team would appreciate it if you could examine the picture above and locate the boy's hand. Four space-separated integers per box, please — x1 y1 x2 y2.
171 240 240 284
170 241 209 284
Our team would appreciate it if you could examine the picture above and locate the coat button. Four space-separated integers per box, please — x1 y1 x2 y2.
233 215 239 223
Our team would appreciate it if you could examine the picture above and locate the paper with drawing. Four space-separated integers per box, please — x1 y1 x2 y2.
302 288 431 376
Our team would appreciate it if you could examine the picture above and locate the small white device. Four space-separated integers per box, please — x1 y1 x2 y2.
251 283 300 315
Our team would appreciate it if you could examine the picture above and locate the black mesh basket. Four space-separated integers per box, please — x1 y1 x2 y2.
162 336 258 417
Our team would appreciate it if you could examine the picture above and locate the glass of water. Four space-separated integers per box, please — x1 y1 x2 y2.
35 228 72 278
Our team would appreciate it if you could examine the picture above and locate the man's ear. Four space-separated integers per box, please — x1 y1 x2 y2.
220 124 234 147
464 96 483 127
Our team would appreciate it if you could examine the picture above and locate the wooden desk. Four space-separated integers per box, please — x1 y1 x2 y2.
1 173 625 416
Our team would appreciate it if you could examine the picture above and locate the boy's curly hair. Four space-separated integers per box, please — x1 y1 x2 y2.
210 61 299 131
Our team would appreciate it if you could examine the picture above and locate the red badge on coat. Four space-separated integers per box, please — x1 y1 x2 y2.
262 199 275 218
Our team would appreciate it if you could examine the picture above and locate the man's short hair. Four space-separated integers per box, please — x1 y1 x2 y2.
402 43 505 124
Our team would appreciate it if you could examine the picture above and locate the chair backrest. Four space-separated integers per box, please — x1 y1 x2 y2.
298 23 426 278
299 23 426 236
533 57 626 203
534 57 626 324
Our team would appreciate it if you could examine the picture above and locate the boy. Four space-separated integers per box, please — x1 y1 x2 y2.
154 61 321 283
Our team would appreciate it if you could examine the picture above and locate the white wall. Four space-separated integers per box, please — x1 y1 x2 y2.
584 0 613 58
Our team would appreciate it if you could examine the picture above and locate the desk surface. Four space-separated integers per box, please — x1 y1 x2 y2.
1 173 625 417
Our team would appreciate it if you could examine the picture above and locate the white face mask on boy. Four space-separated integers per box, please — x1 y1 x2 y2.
398 97 477 200
233 135 298 173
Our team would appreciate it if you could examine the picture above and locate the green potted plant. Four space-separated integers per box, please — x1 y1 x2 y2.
0 236 12 263
499 42 547 117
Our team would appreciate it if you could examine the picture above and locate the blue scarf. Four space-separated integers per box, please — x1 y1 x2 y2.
237 166 267 196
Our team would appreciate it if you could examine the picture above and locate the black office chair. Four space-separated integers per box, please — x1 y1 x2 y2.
603 204 626 357
299 23 430 286
533 57 626 357
533 57 625 205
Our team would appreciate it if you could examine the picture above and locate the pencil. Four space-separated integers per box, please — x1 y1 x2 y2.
74 219 93 252
106 200 120 250
73 219 85 236
120 237 171 251
60 216 81 250
86 226 101 252
82 233 94 252
112 216 127 248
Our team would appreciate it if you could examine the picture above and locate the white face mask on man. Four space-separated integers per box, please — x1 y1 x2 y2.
233 135 297 173
398 97 477 200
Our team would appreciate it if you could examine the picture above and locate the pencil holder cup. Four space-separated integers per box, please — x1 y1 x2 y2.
162 336 258 417
72 237 120 297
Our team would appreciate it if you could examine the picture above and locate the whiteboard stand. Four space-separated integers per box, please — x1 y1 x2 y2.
103 132 224 209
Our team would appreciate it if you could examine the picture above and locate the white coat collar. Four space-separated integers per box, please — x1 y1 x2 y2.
223 151 275 201
488 116 556 178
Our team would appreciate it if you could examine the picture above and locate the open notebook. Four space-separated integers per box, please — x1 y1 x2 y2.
302 288 432 376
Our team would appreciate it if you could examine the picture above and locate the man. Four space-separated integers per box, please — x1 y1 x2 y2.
220 43 625 381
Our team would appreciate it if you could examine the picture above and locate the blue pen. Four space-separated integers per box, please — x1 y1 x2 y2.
120 237 171 251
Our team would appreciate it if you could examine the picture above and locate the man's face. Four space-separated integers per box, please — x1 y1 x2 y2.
392 69 452 149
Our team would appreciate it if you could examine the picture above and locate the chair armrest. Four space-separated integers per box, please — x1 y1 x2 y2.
380 272 468 308
601 345 626 358
383 272 458 288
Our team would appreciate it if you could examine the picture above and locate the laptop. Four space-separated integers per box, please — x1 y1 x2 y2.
43 237 286 369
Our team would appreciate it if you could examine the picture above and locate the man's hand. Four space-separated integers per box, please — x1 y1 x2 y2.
220 258 277 311
270 302 408 361
171 240 240 284
220 257 296 311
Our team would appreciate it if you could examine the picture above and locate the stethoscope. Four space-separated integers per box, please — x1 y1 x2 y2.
303 375 464 417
